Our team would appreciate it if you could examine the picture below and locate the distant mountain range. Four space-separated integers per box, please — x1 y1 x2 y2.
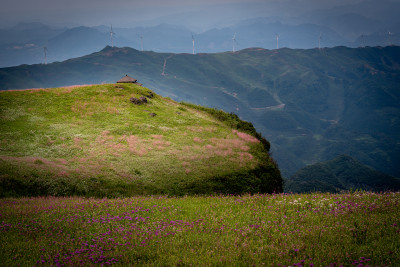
0 16 399 68
285 154 400 193
1 45 399 181
0 24 136 67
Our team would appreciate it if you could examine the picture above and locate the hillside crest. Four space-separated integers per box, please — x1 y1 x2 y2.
0 83 282 197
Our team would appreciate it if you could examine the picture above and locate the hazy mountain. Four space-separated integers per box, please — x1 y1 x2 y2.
285 154 400 193
0 21 349 67
0 22 65 67
0 46 399 179
298 0 400 40
1 8 399 68
300 12 383 40
0 25 136 67
319 13 383 40
0 22 64 45
352 25 400 47
1 0 399 58
102 24 193 53
45 27 136 62
196 21 347 53
0 21 339 67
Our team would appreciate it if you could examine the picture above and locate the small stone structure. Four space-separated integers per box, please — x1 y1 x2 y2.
117 75 143 86
117 75 137 83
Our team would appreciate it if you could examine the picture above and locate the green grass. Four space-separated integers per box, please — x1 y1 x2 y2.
0 192 399 266
0 84 282 197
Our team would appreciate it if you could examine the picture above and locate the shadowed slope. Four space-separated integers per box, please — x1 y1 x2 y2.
286 155 400 193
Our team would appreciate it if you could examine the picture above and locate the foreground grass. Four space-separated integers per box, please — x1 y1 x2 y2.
1 192 399 266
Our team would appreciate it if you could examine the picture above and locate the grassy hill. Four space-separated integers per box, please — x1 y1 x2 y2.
0 83 282 197
1 46 399 180
285 154 400 193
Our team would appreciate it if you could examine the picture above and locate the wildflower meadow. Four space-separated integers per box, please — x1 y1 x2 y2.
1 191 399 266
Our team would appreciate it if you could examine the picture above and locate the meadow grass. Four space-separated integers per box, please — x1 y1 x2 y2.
0 84 281 197
0 192 399 266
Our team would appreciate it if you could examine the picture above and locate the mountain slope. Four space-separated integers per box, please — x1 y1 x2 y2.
0 46 399 179
0 83 282 197
285 154 400 193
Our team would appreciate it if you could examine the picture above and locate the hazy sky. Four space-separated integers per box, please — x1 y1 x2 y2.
0 0 397 29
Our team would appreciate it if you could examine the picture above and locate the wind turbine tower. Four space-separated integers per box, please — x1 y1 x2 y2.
275 33 279 49
232 32 237 52
110 24 115 48
360 34 365 48
192 33 195 55
318 34 322 49
43 46 48 64
140 35 143 51
388 31 393 46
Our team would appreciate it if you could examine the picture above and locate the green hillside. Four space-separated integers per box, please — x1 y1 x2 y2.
1 46 399 179
285 154 400 193
0 84 282 197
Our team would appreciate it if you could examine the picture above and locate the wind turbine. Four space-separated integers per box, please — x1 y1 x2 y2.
232 32 237 52
318 34 322 50
275 33 279 49
191 33 195 55
43 46 48 64
360 34 365 48
140 35 143 51
110 24 115 48
388 31 393 46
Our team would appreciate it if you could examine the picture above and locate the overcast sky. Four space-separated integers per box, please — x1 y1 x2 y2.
0 0 398 29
